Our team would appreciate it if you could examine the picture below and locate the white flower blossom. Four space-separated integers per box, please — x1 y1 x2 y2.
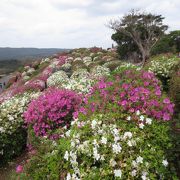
101 137 107 144
114 169 122 178
162 159 168 167
91 119 97 129
127 116 131 121
146 118 152 125
110 159 117 167
64 151 69 161
140 115 145 121
139 123 144 129
131 170 137 176
136 156 143 164
136 110 140 116
112 143 122 154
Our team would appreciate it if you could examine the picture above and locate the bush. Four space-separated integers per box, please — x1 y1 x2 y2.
76 69 174 121
114 62 141 73
24 88 82 138
169 71 180 111
147 54 179 90
0 92 39 166
61 112 177 179
90 65 110 79
47 70 69 87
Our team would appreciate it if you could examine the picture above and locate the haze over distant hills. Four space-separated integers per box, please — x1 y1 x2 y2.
0 47 69 75
0 47 69 60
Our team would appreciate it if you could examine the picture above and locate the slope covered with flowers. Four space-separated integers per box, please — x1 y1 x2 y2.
0 48 179 179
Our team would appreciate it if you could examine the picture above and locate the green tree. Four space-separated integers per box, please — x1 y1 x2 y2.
151 30 180 55
109 10 168 65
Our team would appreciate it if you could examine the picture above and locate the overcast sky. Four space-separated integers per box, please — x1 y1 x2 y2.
0 0 179 49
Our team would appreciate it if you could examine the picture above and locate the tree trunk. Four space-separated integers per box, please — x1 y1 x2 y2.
141 49 150 67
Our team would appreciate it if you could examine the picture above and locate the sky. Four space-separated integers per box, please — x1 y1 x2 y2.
0 0 180 49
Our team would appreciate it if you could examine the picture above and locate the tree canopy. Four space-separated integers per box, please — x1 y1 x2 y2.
109 10 168 64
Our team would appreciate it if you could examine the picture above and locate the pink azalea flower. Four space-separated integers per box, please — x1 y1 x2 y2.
16 165 23 173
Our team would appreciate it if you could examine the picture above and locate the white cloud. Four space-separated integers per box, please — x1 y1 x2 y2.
0 0 179 48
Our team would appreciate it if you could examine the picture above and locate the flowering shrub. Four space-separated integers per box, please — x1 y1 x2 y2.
148 55 179 78
90 65 110 78
24 88 82 137
0 92 40 166
71 69 89 79
47 71 69 87
63 78 95 94
103 60 122 71
147 55 179 90
114 62 141 73
76 69 174 121
169 69 180 111
61 113 177 179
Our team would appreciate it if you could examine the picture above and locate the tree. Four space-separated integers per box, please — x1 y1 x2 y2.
111 30 140 61
151 30 180 55
109 10 168 65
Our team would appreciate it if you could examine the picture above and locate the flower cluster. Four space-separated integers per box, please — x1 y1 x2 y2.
148 55 179 78
0 92 40 165
77 69 174 121
47 69 95 94
47 70 69 87
90 65 110 78
62 113 175 179
24 88 82 137
114 62 141 73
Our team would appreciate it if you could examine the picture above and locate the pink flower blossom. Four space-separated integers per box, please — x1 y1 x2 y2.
16 165 23 173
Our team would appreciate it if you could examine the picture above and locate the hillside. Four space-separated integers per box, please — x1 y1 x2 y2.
0 47 179 179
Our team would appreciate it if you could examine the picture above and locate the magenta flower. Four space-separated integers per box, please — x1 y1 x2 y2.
24 88 82 137
16 165 23 173
76 69 174 122
163 98 170 104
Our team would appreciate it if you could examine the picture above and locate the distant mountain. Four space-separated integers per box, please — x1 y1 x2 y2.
0 47 70 60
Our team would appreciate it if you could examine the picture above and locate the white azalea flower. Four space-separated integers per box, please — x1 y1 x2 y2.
91 119 97 129
114 169 122 178
127 116 131 121
146 118 152 125
140 115 144 121
136 156 143 164
110 159 117 167
66 173 71 180
141 171 148 180
131 170 137 176
112 143 122 154
101 137 107 144
162 159 168 167
123 132 133 139
136 110 140 116
64 151 69 161
139 123 144 129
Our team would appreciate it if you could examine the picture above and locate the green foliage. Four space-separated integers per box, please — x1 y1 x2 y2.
169 69 180 111
146 54 180 91
151 30 180 55
109 10 168 62
111 31 140 60
0 92 40 166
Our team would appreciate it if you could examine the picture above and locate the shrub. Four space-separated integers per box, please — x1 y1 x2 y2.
114 62 141 73
24 88 82 138
90 65 110 79
61 113 177 179
47 71 69 87
147 54 179 90
103 60 122 71
76 69 174 122
169 71 180 111
0 92 39 166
